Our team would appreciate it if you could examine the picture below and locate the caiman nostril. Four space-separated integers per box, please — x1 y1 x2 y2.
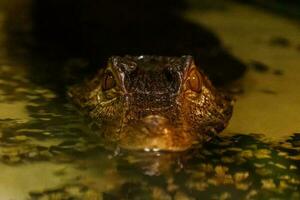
163 69 174 83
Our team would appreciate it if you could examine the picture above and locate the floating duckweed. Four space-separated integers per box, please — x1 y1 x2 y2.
245 190 258 199
152 187 172 200
277 151 288 157
186 181 208 191
239 150 254 158
212 192 231 200
28 151 38 158
280 175 291 180
64 185 82 196
261 179 276 190
42 92 57 99
290 155 300 161
39 118 51 121
14 88 28 93
191 171 206 179
289 165 297 170
199 164 214 173
247 144 258 150
215 165 229 175
13 135 28 141
280 142 293 149
288 178 300 185
174 191 192 200
29 184 101 200
279 180 289 190
16 129 44 133
227 147 243 152
256 168 273 176
254 163 266 168
273 163 287 169
208 166 233 186
236 182 250 190
234 172 249 182
255 149 272 159
39 150 53 158
84 189 102 200
42 132 51 136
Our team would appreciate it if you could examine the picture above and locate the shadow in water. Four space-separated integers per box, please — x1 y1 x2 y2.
4 0 246 94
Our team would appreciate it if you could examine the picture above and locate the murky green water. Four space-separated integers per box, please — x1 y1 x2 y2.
0 1 300 200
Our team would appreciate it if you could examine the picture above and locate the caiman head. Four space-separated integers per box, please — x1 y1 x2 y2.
68 55 233 151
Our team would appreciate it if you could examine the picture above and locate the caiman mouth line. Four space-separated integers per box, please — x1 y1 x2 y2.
69 55 233 152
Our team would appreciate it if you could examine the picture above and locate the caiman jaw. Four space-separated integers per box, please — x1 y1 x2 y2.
117 115 198 152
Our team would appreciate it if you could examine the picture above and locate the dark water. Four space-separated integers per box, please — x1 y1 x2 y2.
1 1 300 200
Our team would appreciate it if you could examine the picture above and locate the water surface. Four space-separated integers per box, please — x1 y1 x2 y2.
1 1 300 200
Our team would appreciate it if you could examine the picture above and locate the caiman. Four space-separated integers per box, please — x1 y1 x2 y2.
68 55 233 151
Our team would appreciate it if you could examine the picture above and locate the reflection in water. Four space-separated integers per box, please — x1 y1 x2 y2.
0 65 300 199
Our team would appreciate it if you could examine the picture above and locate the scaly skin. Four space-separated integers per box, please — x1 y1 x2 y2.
68 55 233 151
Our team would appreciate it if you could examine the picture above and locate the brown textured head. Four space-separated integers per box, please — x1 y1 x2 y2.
68 55 233 151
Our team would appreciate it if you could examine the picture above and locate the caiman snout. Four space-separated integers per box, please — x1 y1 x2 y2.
140 115 176 141
142 115 170 133
118 115 196 151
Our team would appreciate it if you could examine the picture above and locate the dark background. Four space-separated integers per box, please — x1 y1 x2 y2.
3 0 299 93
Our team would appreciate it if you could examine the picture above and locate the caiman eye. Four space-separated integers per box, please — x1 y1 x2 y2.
187 69 202 93
101 72 116 91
